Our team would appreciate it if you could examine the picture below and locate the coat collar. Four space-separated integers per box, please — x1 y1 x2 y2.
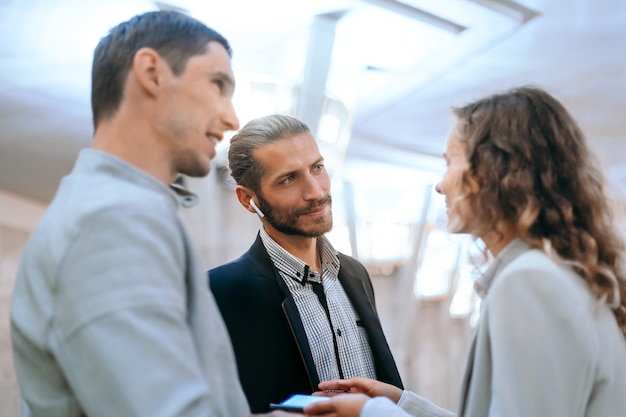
474 238 531 299
459 238 532 415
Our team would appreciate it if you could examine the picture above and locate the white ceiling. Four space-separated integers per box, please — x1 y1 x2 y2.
1 0 625 203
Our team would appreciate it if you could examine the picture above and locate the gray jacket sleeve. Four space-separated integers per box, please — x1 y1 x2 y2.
49 205 215 416
362 392 456 417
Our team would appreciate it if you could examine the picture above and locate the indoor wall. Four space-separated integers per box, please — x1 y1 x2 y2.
0 191 45 417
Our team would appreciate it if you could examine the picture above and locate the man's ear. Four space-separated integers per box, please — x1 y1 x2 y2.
131 47 163 97
235 185 257 215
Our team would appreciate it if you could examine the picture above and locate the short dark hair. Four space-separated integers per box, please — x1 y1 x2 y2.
91 11 231 129
228 114 311 195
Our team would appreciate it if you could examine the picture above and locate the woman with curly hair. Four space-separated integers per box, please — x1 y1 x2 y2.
304 86 626 417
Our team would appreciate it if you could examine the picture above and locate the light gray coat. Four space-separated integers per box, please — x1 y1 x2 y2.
11 150 249 417
364 239 626 417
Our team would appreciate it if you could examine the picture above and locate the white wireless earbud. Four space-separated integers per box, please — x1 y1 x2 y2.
249 199 265 218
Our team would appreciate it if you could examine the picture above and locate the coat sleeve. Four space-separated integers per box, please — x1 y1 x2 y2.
362 392 456 417
49 203 220 417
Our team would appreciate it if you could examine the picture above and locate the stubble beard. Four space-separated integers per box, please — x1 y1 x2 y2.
258 194 333 238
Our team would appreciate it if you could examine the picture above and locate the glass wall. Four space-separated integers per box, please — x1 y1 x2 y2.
327 160 486 322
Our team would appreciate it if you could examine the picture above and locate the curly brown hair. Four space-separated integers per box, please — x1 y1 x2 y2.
454 86 626 338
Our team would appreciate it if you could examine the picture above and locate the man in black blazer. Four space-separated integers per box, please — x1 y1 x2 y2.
209 115 403 413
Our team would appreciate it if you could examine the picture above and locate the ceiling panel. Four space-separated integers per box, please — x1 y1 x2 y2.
0 0 624 203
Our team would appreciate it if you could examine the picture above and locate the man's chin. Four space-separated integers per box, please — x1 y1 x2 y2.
180 161 212 178
304 219 333 237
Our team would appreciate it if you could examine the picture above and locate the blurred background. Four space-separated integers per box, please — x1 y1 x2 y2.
1 0 625 415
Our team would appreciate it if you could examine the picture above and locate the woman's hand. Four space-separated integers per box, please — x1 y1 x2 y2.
304 393 369 417
317 377 403 403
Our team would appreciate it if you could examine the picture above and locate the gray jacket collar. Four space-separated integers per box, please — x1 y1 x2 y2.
474 238 531 299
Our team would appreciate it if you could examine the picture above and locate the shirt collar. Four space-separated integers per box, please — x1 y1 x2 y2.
474 238 531 299
259 227 339 285
169 182 199 208
77 149 199 208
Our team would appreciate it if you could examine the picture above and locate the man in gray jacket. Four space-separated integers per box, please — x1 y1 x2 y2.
10 10 250 417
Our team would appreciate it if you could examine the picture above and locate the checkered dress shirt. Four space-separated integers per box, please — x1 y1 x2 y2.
259 227 377 383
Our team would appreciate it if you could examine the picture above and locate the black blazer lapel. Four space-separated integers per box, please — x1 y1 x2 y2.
249 234 320 390
281 298 320 390
337 256 404 388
